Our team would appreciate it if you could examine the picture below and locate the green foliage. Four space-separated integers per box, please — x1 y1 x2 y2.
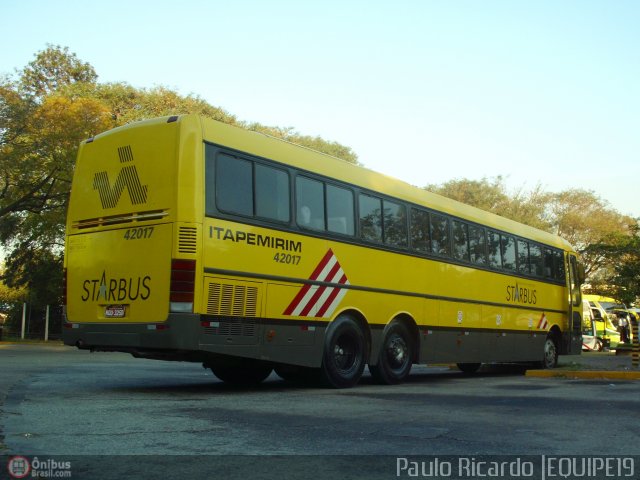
425 176 552 230
246 123 360 165
1 248 62 336
425 176 511 213
20 44 97 98
0 267 27 309
85 83 242 127
585 225 640 305
0 86 112 247
547 189 635 282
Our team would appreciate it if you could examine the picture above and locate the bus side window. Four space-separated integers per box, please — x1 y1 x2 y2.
255 164 290 222
501 235 516 271
488 231 502 268
469 225 487 265
517 239 530 274
452 220 470 261
529 243 543 277
383 199 407 247
296 176 326 230
359 194 382 242
543 248 554 278
410 208 430 252
216 154 253 216
430 213 450 256
553 250 565 281
326 184 354 235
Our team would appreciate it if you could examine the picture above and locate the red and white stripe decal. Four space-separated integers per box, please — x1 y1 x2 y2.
283 249 349 318
537 313 549 330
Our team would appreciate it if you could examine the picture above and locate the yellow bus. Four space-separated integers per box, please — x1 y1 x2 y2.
63 115 585 388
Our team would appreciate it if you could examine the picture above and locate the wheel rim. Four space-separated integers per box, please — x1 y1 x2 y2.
333 333 359 373
385 334 409 371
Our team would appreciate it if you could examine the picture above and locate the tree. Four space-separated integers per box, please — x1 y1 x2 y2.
425 176 552 230
548 189 635 280
0 91 112 245
585 224 640 304
0 266 27 310
610 237 640 306
425 176 511 213
2 248 63 336
19 44 97 98
247 123 359 165
1 48 110 224
58 82 360 164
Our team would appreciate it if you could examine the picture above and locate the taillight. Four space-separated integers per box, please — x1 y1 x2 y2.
170 259 195 313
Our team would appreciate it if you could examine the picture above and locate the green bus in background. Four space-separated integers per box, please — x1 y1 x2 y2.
582 294 633 350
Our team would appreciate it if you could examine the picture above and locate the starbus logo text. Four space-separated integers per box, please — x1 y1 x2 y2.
81 270 151 302
506 281 537 305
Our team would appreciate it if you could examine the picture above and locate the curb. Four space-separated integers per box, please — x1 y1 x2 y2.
526 369 640 380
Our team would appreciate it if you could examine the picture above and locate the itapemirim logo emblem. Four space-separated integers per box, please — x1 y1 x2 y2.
93 145 148 209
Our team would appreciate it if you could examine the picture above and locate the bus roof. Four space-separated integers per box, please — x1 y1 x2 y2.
126 115 575 252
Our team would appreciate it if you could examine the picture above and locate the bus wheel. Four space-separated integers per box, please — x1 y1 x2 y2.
541 335 559 369
320 315 366 388
209 359 273 386
457 363 481 374
370 322 413 384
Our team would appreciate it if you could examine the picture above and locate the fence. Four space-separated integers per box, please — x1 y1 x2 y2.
0 303 64 342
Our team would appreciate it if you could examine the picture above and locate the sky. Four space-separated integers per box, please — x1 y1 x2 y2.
2 0 640 218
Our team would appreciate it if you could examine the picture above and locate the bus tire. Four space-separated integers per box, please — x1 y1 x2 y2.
541 334 559 369
457 363 481 374
209 359 273 386
320 315 366 388
369 322 413 384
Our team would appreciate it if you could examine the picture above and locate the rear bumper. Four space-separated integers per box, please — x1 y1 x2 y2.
63 313 200 351
63 314 327 367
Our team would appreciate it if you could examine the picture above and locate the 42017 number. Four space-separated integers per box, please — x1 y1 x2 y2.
124 227 154 240
273 253 301 265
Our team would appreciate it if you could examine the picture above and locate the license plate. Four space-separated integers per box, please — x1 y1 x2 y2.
105 305 126 318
